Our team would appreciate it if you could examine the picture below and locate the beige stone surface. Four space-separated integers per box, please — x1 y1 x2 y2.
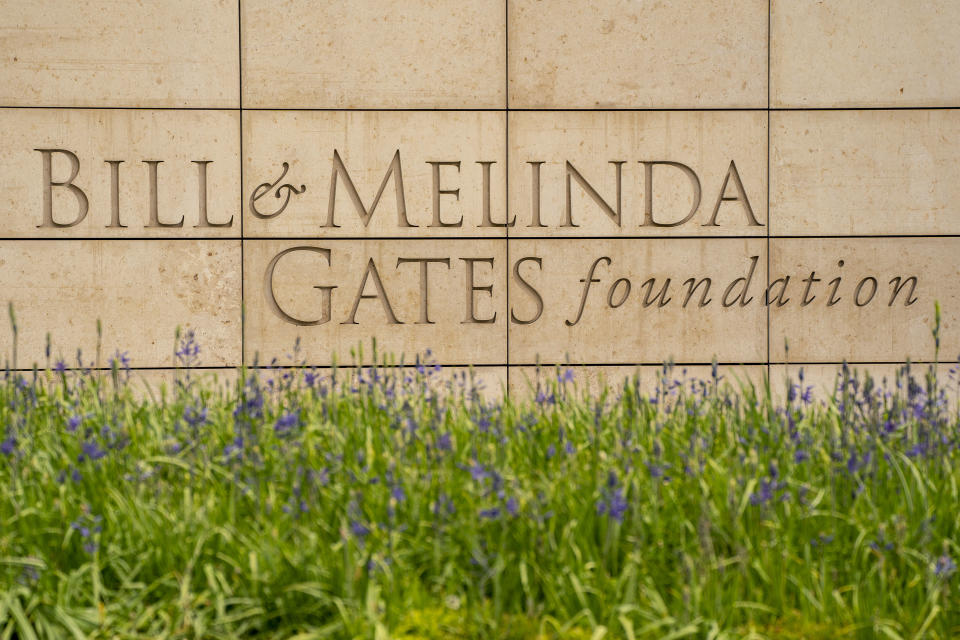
128 366 509 402
507 238 767 364
772 110 960 235
243 111 507 237
126 369 240 402
509 364 767 399
509 111 767 236
508 0 767 108
0 0 239 108
769 238 960 363
769 363 960 405
0 109 240 237
772 0 960 108
244 239 506 366
0 240 240 368
242 0 506 109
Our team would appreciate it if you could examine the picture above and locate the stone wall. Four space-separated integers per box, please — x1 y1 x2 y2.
1 1 958 394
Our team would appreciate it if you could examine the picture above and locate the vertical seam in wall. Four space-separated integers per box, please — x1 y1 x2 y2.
766 0 772 383
238 0 245 369
505 0 510 398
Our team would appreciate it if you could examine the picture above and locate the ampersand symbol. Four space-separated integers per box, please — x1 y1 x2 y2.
249 162 306 219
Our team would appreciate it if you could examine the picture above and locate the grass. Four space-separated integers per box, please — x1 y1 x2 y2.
2 331 960 638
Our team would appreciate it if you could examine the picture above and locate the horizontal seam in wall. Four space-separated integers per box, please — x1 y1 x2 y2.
2 106 959 112
3 235 960 241
7 361 946 373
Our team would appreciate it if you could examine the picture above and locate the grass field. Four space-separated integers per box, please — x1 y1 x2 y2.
2 322 960 638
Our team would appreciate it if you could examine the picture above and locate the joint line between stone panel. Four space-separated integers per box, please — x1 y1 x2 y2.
505 0 510 395
238 0 246 369
766 0 772 378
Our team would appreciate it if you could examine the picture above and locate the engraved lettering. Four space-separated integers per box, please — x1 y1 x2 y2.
511 256 544 325
765 276 791 307
567 257 611 326
854 277 878 307
343 258 402 325
427 161 462 227
704 160 761 227
105 160 125 228
639 161 701 227
326 149 414 228
35 148 88 228
250 161 306 219
143 160 183 228
827 260 844 306
564 161 625 227
682 277 712 308
721 255 759 307
396 257 451 324
888 276 919 306
265 246 335 326
193 160 231 228
527 161 546 228
801 271 820 306
607 277 630 309
478 161 514 227
641 278 672 308
461 257 497 324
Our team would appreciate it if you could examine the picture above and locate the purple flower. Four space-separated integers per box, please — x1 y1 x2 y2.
390 484 406 503
935 554 957 578
80 441 107 461
67 415 82 431
436 432 452 451
505 496 519 516
223 435 244 458
53 359 67 374
433 493 455 517
479 507 501 520
1 436 16 456
274 410 301 436
468 462 489 483
71 514 102 553
536 389 556 406
175 330 201 365
109 350 131 371
750 477 784 506
183 406 208 428
350 520 371 539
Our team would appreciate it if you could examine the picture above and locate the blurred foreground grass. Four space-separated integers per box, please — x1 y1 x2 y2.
1 334 959 638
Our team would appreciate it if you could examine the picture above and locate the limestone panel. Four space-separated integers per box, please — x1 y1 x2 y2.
0 240 241 369
508 0 767 108
0 0 239 108
242 0 506 108
771 110 960 235
769 238 960 363
128 366 507 402
772 0 960 107
0 109 240 238
509 364 767 399
243 111 507 238
507 238 768 364
769 363 960 405
126 369 240 401
244 239 507 366
508 111 767 236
